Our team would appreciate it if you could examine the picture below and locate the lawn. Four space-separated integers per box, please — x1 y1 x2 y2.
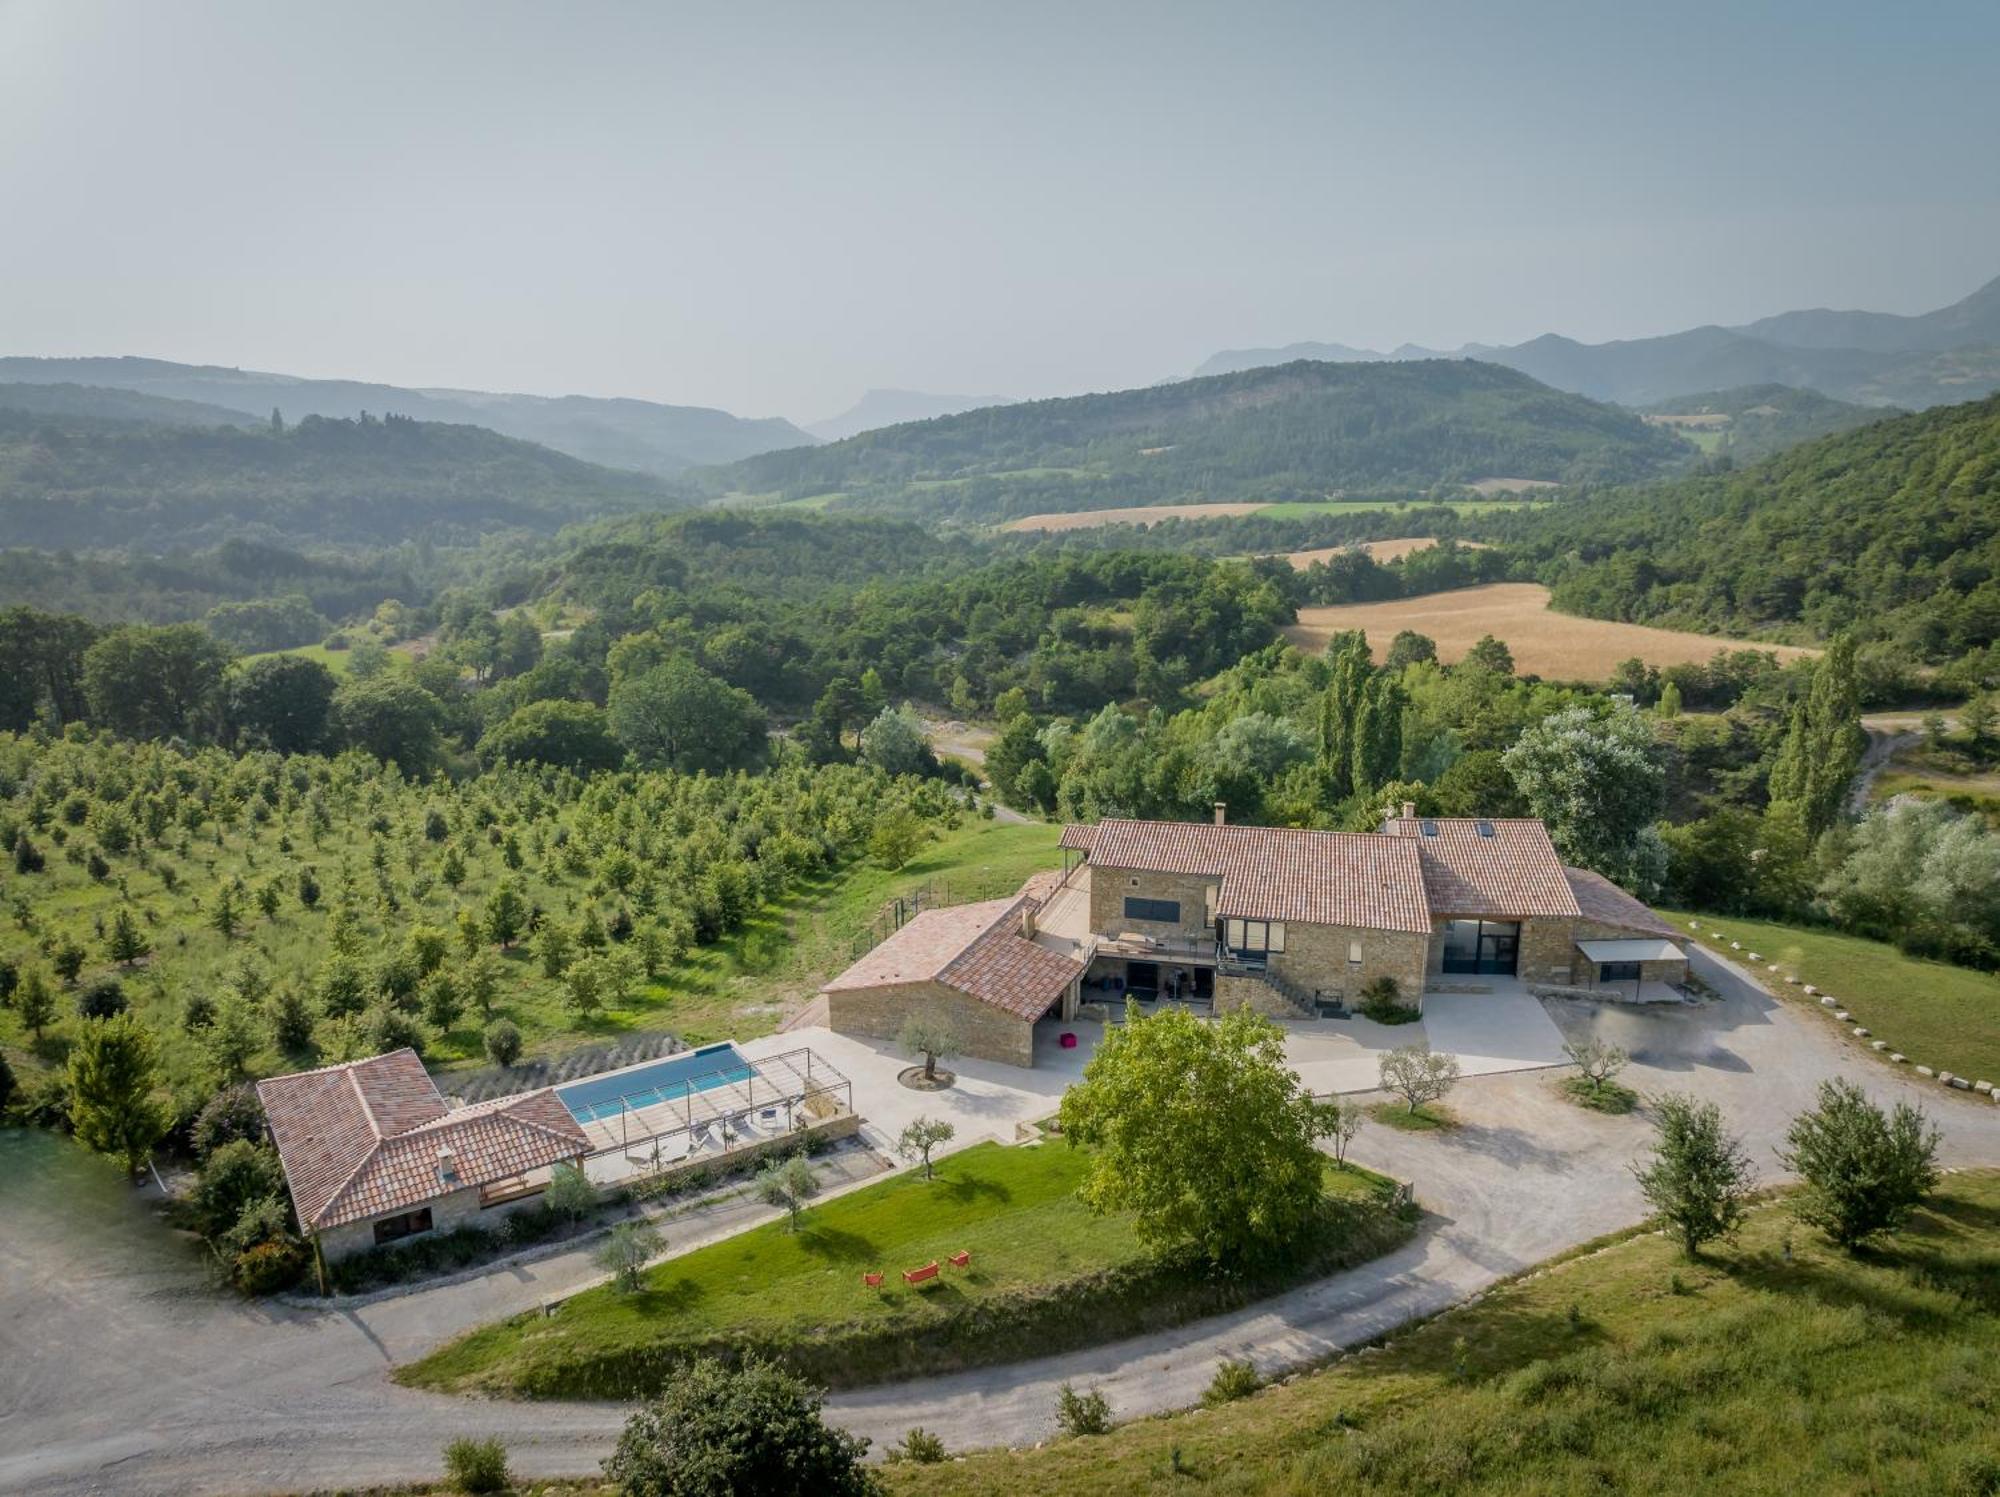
400 1140 1409 1397
887 1170 2000 1495
1659 905 2000 1085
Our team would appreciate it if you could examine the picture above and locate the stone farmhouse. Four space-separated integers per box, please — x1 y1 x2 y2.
256 1048 590 1269
822 806 1685 1066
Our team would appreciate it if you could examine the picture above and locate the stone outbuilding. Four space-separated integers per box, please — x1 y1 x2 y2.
256 1047 590 1270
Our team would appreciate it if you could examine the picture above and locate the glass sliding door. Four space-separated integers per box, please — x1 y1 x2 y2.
1440 919 1521 976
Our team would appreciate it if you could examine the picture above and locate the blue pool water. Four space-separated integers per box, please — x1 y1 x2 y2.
554 1042 753 1123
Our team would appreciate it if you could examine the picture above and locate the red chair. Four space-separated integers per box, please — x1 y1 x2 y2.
862 1271 884 1288
1060 1031 1079 1049
949 1250 971 1268
903 1261 940 1285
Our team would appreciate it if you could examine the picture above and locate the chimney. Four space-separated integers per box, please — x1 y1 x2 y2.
1401 801 1416 822
1213 802 1227 826
437 1145 458 1186
1020 903 1038 940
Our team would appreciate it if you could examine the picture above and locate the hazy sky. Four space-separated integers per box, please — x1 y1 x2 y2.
3 1 1996 421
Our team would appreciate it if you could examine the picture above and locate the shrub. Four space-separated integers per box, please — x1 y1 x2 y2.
481 1018 524 1068
1203 1358 1262 1406
188 1140 287 1240
232 1238 307 1296
1358 975 1417 1023
1056 1382 1112 1437
442 1436 510 1494
1632 1093 1755 1256
1781 1077 1940 1249
76 975 129 1020
543 1161 598 1223
191 1084 266 1159
605 1355 879 1496
884 1426 947 1464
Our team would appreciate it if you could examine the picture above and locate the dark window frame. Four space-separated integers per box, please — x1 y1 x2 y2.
1123 896 1182 924
372 1206 436 1246
1598 961 1643 983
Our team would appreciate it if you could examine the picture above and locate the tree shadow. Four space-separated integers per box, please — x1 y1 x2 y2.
794 1225 879 1263
633 1275 707 1317
935 1173 1012 1206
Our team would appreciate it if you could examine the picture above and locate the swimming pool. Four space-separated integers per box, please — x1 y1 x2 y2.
554 1042 754 1124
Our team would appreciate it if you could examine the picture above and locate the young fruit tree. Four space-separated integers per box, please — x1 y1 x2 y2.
895 1115 956 1180
595 1220 664 1294
757 1154 821 1232
1058 1006 1338 1264
897 1012 962 1084
1378 1042 1462 1116
1326 1096 1365 1165
67 1011 166 1174
1780 1078 1939 1249
1562 1036 1630 1097
1632 1093 1755 1256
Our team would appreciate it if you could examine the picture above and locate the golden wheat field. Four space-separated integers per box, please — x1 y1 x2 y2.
1280 537 1491 569
1002 502 1268 532
1283 583 1818 680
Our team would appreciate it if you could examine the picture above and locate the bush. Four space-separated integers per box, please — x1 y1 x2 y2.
0 1050 15 1116
191 1084 266 1159
483 1018 523 1068
1056 1382 1112 1437
187 1140 287 1241
884 1427 947 1465
442 1436 510 1494
543 1161 598 1222
76 976 129 1020
1358 975 1417 1022
1203 1358 1262 1406
233 1238 306 1295
1781 1078 1940 1248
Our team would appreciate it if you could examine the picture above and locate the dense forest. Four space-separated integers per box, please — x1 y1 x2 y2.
1506 393 2000 685
1636 383 1896 464
707 360 1693 519
0 407 687 549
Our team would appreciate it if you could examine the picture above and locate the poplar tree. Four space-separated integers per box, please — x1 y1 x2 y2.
1768 634 1863 838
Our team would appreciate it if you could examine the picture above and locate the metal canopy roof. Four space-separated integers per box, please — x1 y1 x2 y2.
1576 938 1684 963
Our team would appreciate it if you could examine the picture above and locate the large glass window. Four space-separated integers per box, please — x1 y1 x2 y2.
1440 919 1520 975
1223 919 1285 960
1598 961 1642 983
1124 896 1181 924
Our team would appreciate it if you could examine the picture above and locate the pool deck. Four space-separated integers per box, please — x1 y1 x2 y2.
574 1047 851 1175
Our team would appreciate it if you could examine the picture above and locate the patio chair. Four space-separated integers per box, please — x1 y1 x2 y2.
902 1261 940 1285
948 1250 971 1268
862 1271 884 1288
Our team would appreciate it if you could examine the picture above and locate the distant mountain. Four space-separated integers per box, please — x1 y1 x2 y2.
706 359 1689 522
1637 384 1898 464
1509 392 2000 662
0 381 260 429
806 389 1015 442
0 357 815 475
1193 276 2000 410
0 407 686 551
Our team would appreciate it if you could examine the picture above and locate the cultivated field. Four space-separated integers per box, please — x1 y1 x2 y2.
1281 536 1492 569
1284 582 1817 679
1466 476 1562 495
1002 501 1267 532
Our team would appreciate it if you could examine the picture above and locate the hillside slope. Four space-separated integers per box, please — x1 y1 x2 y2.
711 360 1689 521
1511 392 2000 664
1638 383 1897 463
0 381 261 429
0 408 686 550
1195 275 2000 410
0 356 814 475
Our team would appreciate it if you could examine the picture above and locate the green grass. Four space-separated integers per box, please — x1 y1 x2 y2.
400 1141 1409 1397
887 1170 2000 1495
1872 767 2000 828
1254 499 1546 519
1657 905 2000 1084
1368 1102 1457 1132
1558 1076 1639 1114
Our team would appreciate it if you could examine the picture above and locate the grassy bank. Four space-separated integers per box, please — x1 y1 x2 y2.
888 1170 2000 1495
1658 905 2000 1085
399 1140 1412 1398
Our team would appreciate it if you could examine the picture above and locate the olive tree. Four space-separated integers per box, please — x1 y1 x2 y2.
1632 1093 1755 1256
1781 1078 1939 1249
897 1013 961 1084
895 1115 956 1180
756 1154 821 1232
1378 1042 1462 1116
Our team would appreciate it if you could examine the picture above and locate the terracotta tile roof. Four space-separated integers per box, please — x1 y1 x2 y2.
257 1049 589 1233
820 878 1085 1022
1385 815 1581 919
1563 865 1680 939
1070 819 1432 934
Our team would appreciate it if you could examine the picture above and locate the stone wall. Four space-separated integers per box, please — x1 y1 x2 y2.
317 1179 554 1263
1571 917 1689 990
1214 971 1292 1018
1270 921 1428 1009
824 977 1035 1067
1518 918 1578 985
1086 864 1220 944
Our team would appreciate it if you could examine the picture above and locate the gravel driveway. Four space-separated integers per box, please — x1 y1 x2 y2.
4 945 1997 1496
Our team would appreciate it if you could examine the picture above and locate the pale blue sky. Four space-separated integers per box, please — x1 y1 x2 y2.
1 0 1995 420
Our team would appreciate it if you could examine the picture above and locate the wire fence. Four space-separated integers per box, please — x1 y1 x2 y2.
443 1028 687 1105
846 871 1032 960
